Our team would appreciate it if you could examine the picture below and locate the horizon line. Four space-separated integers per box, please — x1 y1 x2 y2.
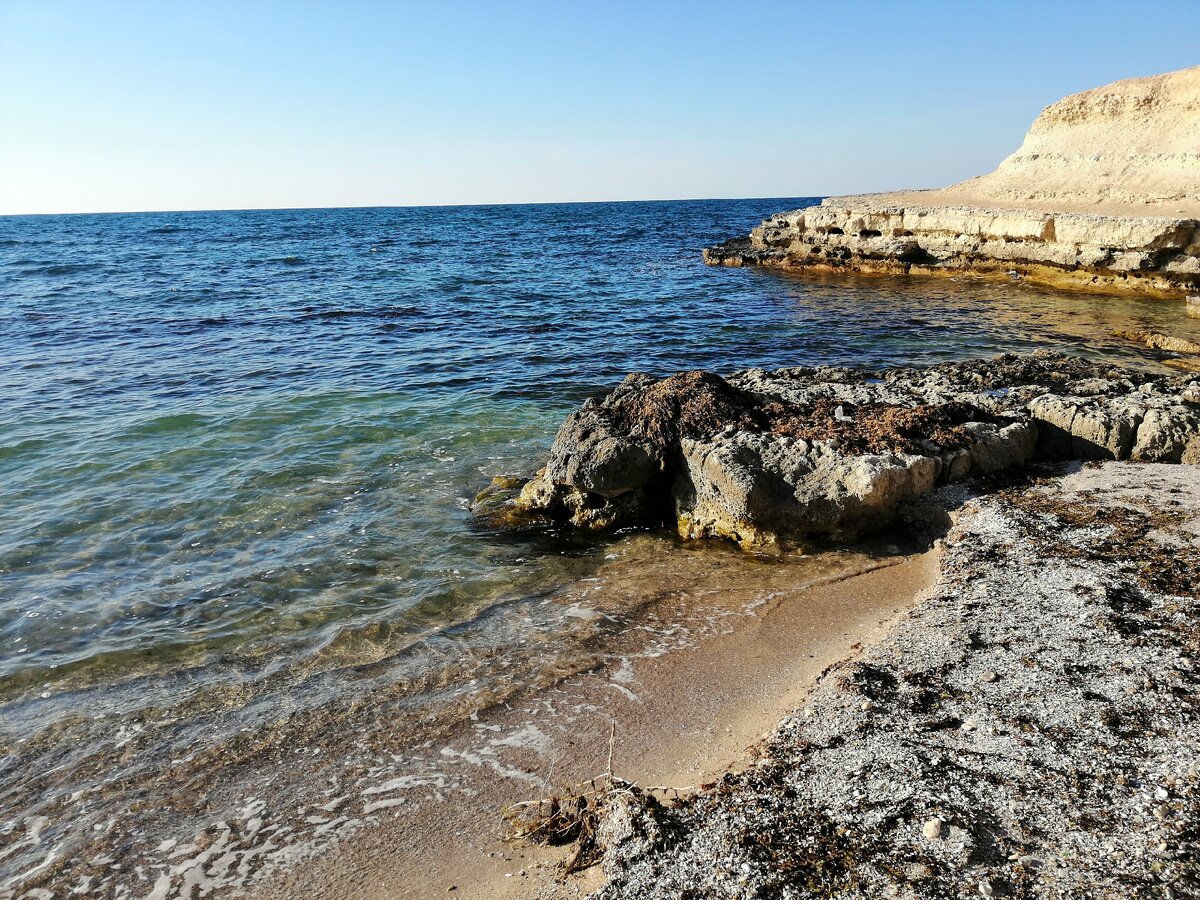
0 192 859 219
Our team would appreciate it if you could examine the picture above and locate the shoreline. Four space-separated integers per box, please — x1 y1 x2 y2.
706 237 1199 303
256 548 942 899
588 462 1200 898
465 346 1199 897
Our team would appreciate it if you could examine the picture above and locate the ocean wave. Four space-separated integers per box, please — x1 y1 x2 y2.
298 305 424 322
18 261 103 277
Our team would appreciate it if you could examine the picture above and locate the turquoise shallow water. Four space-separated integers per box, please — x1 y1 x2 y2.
4 200 1200 894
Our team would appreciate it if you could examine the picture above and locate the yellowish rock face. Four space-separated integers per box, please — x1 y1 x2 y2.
870 65 1200 218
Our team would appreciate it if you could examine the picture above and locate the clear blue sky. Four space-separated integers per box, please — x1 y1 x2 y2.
1 1 1197 215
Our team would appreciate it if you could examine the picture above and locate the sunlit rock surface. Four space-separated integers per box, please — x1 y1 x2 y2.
500 352 1200 549
706 66 1200 300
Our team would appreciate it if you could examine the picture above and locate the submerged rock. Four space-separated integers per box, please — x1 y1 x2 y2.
1113 328 1200 355
501 352 1200 549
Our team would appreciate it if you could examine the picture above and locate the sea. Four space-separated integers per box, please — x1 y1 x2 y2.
2 199 1198 897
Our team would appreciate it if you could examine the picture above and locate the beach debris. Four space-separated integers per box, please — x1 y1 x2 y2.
500 722 688 875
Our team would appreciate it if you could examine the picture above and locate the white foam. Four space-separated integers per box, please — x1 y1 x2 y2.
361 774 447 796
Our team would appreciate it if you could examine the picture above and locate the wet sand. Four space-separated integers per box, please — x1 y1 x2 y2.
262 548 940 899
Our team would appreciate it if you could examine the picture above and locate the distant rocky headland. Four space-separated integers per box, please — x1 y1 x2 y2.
706 66 1200 301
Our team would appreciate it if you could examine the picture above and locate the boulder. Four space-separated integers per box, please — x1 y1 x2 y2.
497 353 1198 550
675 435 942 549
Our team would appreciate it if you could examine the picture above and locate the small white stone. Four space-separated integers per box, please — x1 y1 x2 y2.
922 817 943 839
979 880 994 897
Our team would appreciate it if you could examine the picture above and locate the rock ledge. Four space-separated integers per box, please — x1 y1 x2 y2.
484 352 1200 550
706 66 1200 300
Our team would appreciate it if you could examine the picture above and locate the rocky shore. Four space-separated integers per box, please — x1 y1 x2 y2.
475 351 1200 898
590 461 1200 899
487 352 1200 551
705 66 1200 301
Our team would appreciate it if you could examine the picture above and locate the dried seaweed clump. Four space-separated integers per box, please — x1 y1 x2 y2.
601 371 764 454
602 372 1007 457
766 399 1005 455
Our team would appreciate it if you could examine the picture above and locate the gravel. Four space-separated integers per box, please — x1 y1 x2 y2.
587 462 1200 899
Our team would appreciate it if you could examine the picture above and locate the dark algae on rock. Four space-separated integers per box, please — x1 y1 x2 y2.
487 351 1200 551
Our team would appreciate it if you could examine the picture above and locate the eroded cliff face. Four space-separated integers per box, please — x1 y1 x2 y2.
948 65 1200 214
706 66 1200 300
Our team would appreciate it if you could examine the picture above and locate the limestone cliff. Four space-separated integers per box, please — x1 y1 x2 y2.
706 66 1200 300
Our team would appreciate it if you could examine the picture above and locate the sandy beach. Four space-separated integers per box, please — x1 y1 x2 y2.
260 550 940 899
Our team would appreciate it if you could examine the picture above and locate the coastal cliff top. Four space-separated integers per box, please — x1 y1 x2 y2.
851 65 1200 218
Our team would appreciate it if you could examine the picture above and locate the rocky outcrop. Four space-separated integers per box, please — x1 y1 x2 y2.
1115 328 1200 355
486 352 1200 550
705 201 1200 300
706 66 1200 300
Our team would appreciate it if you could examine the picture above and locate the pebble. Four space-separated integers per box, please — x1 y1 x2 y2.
979 880 994 897
980 671 998 683
922 817 943 839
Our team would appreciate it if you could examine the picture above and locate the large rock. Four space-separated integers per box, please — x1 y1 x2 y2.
498 352 1200 550
705 66 1200 300
675 435 943 548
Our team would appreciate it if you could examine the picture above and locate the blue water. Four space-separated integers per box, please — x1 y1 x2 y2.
5 199 1200 895
4 199 1200 704
6 198 1200 706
